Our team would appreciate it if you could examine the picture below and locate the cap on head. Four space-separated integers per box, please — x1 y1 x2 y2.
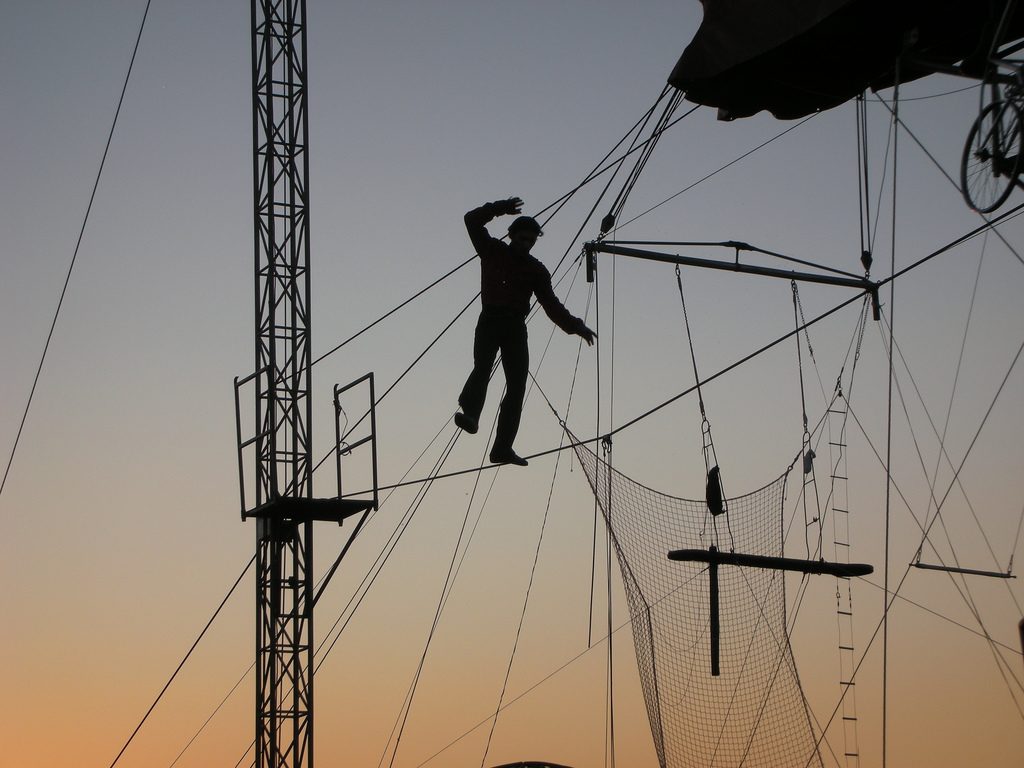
508 216 543 238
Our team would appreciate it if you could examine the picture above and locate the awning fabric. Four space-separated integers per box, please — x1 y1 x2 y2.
670 0 1024 119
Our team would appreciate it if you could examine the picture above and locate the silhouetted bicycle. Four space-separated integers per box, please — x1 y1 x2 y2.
961 60 1024 213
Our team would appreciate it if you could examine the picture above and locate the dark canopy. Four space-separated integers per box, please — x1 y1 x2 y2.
670 0 1024 119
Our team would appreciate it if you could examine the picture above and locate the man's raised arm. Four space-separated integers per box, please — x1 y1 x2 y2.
464 197 523 257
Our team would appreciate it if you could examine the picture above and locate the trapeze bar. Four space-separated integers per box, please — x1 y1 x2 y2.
912 561 1016 579
669 548 874 577
585 242 879 294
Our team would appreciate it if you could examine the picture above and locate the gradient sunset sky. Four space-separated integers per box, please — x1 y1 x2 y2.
2 2 1023 767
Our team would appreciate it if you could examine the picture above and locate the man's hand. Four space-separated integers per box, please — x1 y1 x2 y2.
577 321 597 347
493 197 524 216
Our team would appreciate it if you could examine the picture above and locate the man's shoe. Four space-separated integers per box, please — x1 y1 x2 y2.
454 412 478 434
489 447 528 466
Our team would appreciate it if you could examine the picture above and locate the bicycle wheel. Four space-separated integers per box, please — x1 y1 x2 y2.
961 98 1023 213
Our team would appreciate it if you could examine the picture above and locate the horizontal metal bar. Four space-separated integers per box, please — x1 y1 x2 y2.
601 239 863 279
343 434 373 451
334 371 373 399
668 548 874 577
586 242 877 292
235 365 270 389
912 561 1015 579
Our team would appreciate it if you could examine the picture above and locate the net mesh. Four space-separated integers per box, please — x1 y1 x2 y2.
573 442 822 768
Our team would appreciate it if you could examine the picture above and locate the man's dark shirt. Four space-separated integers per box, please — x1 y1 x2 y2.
464 203 581 335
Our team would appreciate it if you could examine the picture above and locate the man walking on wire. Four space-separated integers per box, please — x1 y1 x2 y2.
454 197 596 466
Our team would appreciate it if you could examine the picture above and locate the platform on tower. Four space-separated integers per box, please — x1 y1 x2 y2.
244 496 374 525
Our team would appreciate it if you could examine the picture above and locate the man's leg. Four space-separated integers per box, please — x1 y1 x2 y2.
458 313 499 426
493 319 529 457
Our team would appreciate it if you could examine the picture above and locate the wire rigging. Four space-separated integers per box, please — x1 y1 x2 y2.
877 312 1022 604
315 248 586 478
107 553 254 768
310 91 687 376
236 253 594 768
383 428 490 768
872 92 1024 268
304 89 697 397
219 82 697 768
393 268 592 760
615 112 821 232
881 68 901 768
808 331 1024 763
135 118 638 765
602 89 684 232
605 251 619 768
343 198 1024 500
590 262 604 649
129 61 1024 765
909 232 1011 574
869 313 1024 669
1 0 153 502
223 417 471 768
311 255 476 368
479 331 588 767
791 282 821 561
875 315 1024 691
400 296 1017 760
170 417 456 768
536 100 700 227
674 266 734 550
842 392 1024 720
379 260 593 768
316 89 677 476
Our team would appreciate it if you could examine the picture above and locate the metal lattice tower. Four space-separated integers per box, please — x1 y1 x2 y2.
239 5 377 767
251 1 315 765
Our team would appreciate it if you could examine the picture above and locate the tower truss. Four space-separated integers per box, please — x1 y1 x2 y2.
241 5 377 767
251 1 315 765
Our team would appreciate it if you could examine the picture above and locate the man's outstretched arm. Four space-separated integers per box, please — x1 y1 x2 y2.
464 197 523 257
534 269 597 345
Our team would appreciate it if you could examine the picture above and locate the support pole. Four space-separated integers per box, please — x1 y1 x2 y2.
709 546 720 677
670 546 873 677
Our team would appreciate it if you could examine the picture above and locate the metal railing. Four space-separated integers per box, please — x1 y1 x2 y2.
334 372 379 511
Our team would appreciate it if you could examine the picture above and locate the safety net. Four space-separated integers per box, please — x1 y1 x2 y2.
572 442 822 768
